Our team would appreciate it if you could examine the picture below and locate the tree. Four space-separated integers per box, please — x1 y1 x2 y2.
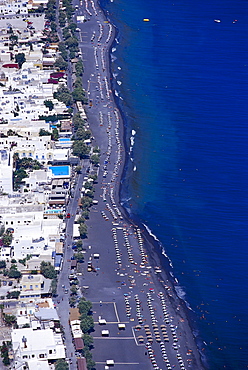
93 146 100 154
54 85 73 106
90 154 100 166
70 285 77 295
73 77 83 89
44 100 54 111
2 232 13 246
72 87 87 103
76 127 89 140
51 278 57 296
7 269 21 279
65 36 78 49
52 128 59 141
88 174 97 182
0 342 10 366
74 252 84 263
69 297 76 307
84 182 93 190
55 359 69 370
6 291 20 299
75 165 82 174
0 261 6 269
39 128 51 136
80 316 94 333
81 196 93 209
40 261 57 279
58 42 68 60
54 56 68 71
73 114 85 130
15 53 26 68
72 141 90 159
75 59 84 76
3 314 17 326
81 210 89 220
78 298 92 315
22 323 30 328
83 333 94 349
79 224 87 239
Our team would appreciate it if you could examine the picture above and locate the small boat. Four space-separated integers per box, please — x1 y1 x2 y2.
143 18 150 22
214 19 221 23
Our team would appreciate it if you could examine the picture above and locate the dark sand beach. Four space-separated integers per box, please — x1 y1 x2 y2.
72 0 206 368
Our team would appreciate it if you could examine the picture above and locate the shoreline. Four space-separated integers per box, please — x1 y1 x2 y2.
77 0 206 368
100 3 207 364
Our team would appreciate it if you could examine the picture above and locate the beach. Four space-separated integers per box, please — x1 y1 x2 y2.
73 0 206 368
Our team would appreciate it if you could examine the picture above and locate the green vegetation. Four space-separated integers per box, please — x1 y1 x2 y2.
78 297 92 316
74 252 85 262
1 230 13 246
39 128 51 136
15 53 26 68
55 359 69 370
83 333 94 349
51 278 57 296
0 342 11 366
75 59 84 77
52 128 59 141
6 291 20 299
7 264 21 279
59 11 67 27
44 100 54 111
38 113 70 122
73 112 85 130
13 154 42 190
72 140 90 159
90 154 100 166
54 56 68 71
75 127 91 141
40 261 57 279
58 42 68 61
0 261 6 269
3 314 17 327
53 85 73 107
72 86 87 103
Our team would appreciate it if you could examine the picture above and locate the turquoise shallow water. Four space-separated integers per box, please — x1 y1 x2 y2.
100 0 248 368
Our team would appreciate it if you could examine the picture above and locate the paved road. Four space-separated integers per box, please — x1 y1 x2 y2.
68 1 205 370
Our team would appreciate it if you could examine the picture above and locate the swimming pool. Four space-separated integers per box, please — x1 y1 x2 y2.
59 138 71 142
49 165 70 177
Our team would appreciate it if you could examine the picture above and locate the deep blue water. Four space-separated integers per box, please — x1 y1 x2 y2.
100 0 248 368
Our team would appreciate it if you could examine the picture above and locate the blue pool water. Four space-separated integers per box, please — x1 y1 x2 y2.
49 166 70 177
59 138 71 142
100 0 248 369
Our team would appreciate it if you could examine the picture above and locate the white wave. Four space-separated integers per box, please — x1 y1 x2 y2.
117 80 122 85
112 47 116 52
161 248 173 267
143 223 160 242
175 285 186 299
130 136 135 147
175 285 193 311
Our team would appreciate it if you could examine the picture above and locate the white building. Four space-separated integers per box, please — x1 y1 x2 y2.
0 148 13 193
12 327 65 369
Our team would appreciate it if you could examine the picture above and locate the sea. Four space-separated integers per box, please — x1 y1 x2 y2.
99 0 248 369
